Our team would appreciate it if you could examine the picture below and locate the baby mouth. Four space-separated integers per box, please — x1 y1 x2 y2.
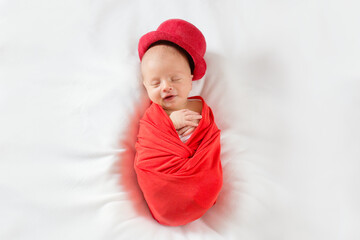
163 95 176 101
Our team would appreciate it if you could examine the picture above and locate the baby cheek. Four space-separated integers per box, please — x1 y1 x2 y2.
147 88 161 102
182 84 192 96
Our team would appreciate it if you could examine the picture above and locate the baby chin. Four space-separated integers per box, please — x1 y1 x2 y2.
161 95 186 110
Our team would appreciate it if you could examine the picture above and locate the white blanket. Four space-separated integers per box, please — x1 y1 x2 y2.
1 0 359 239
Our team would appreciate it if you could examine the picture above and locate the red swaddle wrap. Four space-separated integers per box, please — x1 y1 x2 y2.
134 96 223 226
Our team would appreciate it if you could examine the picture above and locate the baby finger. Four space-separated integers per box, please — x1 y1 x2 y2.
183 127 195 136
185 120 199 127
178 126 191 135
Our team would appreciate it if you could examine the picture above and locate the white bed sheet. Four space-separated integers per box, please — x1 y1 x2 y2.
1 0 360 239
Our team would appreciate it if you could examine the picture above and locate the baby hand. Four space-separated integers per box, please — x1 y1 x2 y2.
177 125 196 136
169 109 202 130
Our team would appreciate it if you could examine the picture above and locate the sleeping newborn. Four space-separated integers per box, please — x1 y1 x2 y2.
134 19 222 226
141 42 202 142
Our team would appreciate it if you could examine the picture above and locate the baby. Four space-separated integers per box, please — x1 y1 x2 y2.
141 42 202 141
138 19 208 142
135 19 222 226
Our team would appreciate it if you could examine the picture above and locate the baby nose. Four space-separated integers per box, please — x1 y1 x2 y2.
161 80 173 92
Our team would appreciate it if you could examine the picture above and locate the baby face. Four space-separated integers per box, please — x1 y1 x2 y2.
141 45 193 112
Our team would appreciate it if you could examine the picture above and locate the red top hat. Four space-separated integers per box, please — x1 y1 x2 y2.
138 19 207 81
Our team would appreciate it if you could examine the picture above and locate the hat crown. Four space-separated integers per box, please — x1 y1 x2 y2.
138 19 207 80
157 19 206 57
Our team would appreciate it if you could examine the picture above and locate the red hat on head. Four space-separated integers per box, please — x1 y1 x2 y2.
138 19 207 81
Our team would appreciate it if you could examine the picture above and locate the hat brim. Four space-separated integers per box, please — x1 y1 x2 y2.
138 31 206 81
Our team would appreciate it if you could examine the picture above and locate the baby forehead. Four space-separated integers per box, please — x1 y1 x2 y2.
142 44 185 60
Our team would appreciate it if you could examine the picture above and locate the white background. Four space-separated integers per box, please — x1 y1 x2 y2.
1 0 359 239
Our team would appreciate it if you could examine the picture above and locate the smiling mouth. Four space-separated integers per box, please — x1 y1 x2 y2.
163 95 176 101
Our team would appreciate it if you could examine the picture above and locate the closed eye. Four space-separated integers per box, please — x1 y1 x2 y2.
150 81 160 87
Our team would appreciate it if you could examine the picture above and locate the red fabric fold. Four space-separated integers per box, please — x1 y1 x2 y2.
134 96 222 226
